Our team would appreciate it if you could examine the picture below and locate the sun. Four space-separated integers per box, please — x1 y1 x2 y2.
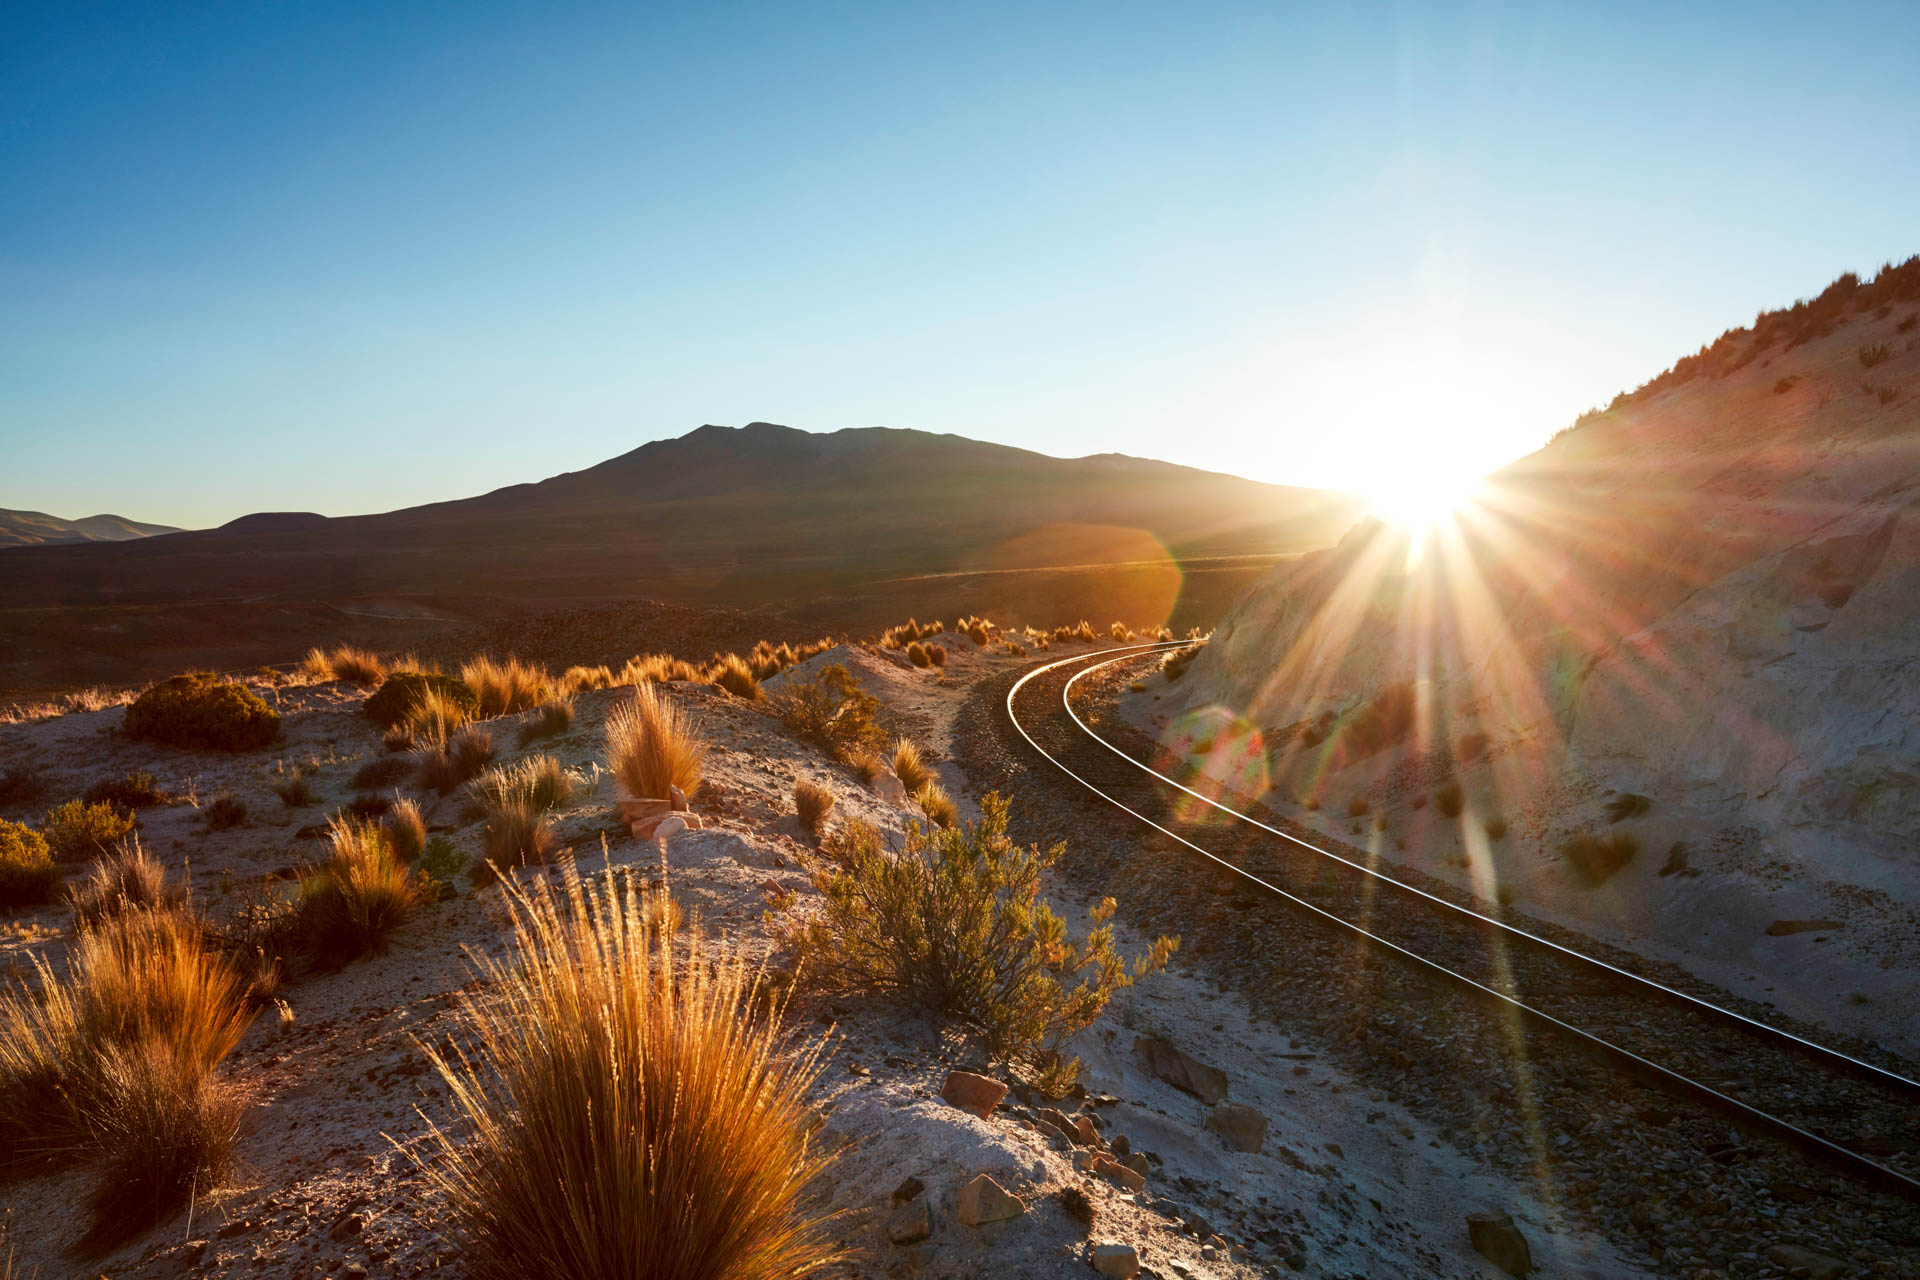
1362 464 1485 530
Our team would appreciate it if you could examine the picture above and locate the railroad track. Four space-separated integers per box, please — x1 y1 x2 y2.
1004 643 1920 1206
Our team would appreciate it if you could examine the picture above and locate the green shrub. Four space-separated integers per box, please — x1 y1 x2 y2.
364 672 477 730
0 820 58 908
773 665 885 761
796 794 1176 1079
418 836 468 897
124 674 280 751
43 799 135 862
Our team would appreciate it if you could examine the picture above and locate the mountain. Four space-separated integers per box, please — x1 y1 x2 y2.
0 423 1364 694
0 508 181 548
1177 258 1920 1047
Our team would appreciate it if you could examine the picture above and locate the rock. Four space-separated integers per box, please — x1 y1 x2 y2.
1092 1242 1142 1278
891 1175 925 1205
1205 1103 1267 1153
940 1070 1008 1118
1466 1212 1532 1277
1133 1036 1229 1104
887 1198 934 1245
1110 1134 1131 1158
1058 1185 1095 1232
616 797 671 824
651 815 689 841
1073 1150 1100 1172
906 1244 939 1271
1122 1152 1149 1176
669 785 690 812
1039 1107 1088 1145
955 1173 1025 1226
1763 1244 1846 1279
327 1213 364 1241
1073 1114 1101 1147
1094 1155 1146 1193
341 1267 368 1280
873 768 909 806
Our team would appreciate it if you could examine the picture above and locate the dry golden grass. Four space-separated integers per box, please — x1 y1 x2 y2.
607 682 705 802
563 664 616 691
708 653 761 700
383 798 429 863
409 864 840 1280
461 656 555 718
0 907 252 1241
792 779 835 833
69 838 182 927
480 799 561 874
905 641 931 668
618 653 706 686
470 755 575 818
890 739 932 793
404 685 474 749
913 782 957 829
1109 622 1133 642
295 818 427 967
852 754 882 787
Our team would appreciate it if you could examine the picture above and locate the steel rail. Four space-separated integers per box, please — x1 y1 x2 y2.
1006 644 1920 1201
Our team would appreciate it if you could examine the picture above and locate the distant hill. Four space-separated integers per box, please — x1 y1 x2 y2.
0 423 1364 693
0 508 181 548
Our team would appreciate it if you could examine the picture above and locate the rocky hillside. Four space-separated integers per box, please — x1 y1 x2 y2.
1178 260 1920 1049
0 507 181 548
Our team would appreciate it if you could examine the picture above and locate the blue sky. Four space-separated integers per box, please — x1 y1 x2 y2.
4 1 1917 527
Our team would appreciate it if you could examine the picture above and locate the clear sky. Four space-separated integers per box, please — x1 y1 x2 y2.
4 1 1917 528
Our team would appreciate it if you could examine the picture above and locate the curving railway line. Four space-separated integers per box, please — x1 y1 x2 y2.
1000 643 1920 1211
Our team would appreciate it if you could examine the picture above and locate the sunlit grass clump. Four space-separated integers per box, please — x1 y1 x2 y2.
411 865 841 1280
461 656 555 718
302 645 388 686
607 682 706 802
0 906 252 1244
296 817 427 966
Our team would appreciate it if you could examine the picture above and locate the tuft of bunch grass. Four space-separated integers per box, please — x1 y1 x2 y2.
328 646 389 686
83 769 171 809
408 864 841 1280
563 665 616 691
0 906 252 1241
295 818 426 967
69 838 182 927
353 754 415 791
618 653 705 686
461 656 555 719
607 683 705 803
470 757 573 875
272 766 315 807
1110 622 1133 642
204 791 248 831
925 644 946 668
707 653 761 700
478 800 561 875
792 779 835 834
890 739 932 793
518 696 575 746
416 725 495 795
905 642 931 668
913 782 957 829
383 798 429 863
406 686 476 749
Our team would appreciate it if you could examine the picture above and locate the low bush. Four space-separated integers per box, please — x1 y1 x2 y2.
1859 342 1891 368
84 769 171 809
43 798 136 862
517 697 575 746
124 673 280 751
793 779 835 833
708 653 761 700
1434 782 1465 818
416 726 495 795
204 792 248 831
1345 794 1370 817
383 798 429 863
461 656 554 719
0 819 58 909
607 682 705 802
69 839 181 927
295 818 427 966
411 865 840 1280
365 672 478 730
418 837 468 896
1562 831 1639 885
0 906 252 1242
353 755 415 791
1485 817 1509 841
773 665 885 762
797 795 1176 1080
